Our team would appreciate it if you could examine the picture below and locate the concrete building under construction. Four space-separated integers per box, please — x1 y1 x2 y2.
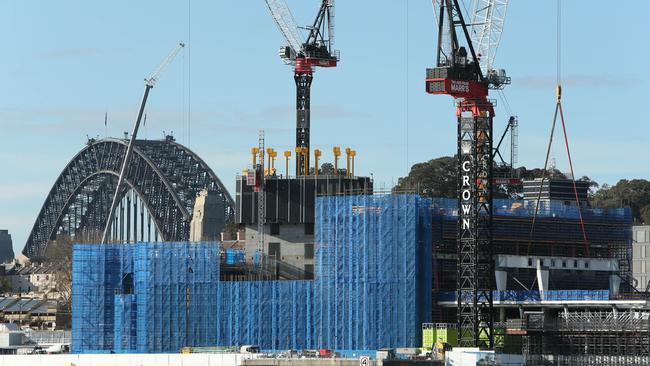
426 178 648 362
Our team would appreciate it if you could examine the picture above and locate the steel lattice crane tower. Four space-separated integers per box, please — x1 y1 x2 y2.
264 0 338 176
427 0 510 349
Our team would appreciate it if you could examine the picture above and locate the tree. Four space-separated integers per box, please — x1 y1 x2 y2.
591 179 650 224
578 175 599 196
393 156 457 198
43 231 102 313
319 162 336 175
0 276 11 293
641 205 650 225
223 221 239 240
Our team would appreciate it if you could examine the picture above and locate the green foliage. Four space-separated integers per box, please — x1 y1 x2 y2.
319 162 336 175
0 276 11 292
393 156 571 199
394 156 650 224
394 156 457 198
224 221 239 240
592 179 650 224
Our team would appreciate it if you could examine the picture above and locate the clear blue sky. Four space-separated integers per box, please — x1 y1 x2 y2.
1 1 648 255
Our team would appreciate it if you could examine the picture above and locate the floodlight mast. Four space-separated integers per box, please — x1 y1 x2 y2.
101 42 185 244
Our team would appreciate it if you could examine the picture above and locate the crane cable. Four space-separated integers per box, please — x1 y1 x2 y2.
528 0 589 256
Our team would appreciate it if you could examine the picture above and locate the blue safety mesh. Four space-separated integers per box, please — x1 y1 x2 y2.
314 194 431 349
71 244 128 352
113 294 136 352
431 198 631 221
72 194 432 353
72 242 219 353
134 242 219 353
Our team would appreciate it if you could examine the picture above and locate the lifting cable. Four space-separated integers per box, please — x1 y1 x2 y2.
528 0 589 256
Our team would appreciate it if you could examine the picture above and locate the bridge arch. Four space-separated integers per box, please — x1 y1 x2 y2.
23 137 234 258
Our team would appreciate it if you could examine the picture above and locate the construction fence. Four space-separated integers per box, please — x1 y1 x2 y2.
72 194 432 353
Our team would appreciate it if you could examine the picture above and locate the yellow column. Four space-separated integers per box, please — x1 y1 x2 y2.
333 146 341 176
345 147 352 177
251 147 259 166
314 149 322 176
284 151 291 177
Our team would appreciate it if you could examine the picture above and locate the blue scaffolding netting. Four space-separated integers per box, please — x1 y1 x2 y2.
72 242 220 353
72 194 432 353
430 198 631 221
314 194 432 350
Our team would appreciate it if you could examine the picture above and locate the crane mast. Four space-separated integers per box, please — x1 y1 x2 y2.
427 0 510 349
266 0 338 176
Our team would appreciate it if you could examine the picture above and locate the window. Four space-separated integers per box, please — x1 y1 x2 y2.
304 264 314 279
270 223 280 235
122 273 134 294
304 244 314 259
45 275 49 281
574 260 578 268
304 223 314 235
562 261 567 268
551 260 556 267
269 242 281 259
527 258 532 267
584 261 589 269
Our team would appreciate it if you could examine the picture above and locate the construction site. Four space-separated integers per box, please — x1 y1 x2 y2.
3 1 649 366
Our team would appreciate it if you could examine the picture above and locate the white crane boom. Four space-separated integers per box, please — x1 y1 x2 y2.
146 42 186 87
470 0 509 73
101 42 185 244
264 0 304 55
327 0 335 49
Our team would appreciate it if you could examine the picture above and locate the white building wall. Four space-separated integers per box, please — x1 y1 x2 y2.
10 272 55 293
633 225 650 289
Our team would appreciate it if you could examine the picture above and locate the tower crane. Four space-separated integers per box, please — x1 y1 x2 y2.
263 0 338 176
427 0 510 349
101 42 185 244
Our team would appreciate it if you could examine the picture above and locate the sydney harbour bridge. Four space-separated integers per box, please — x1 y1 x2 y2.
22 136 234 259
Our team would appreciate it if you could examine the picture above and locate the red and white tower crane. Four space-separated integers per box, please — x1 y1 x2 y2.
264 0 338 176
428 0 510 349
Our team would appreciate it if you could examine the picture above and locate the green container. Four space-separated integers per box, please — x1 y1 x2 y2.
422 324 436 349
435 326 458 347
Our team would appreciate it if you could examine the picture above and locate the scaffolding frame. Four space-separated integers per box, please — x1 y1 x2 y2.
72 194 433 353
521 310 650 359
